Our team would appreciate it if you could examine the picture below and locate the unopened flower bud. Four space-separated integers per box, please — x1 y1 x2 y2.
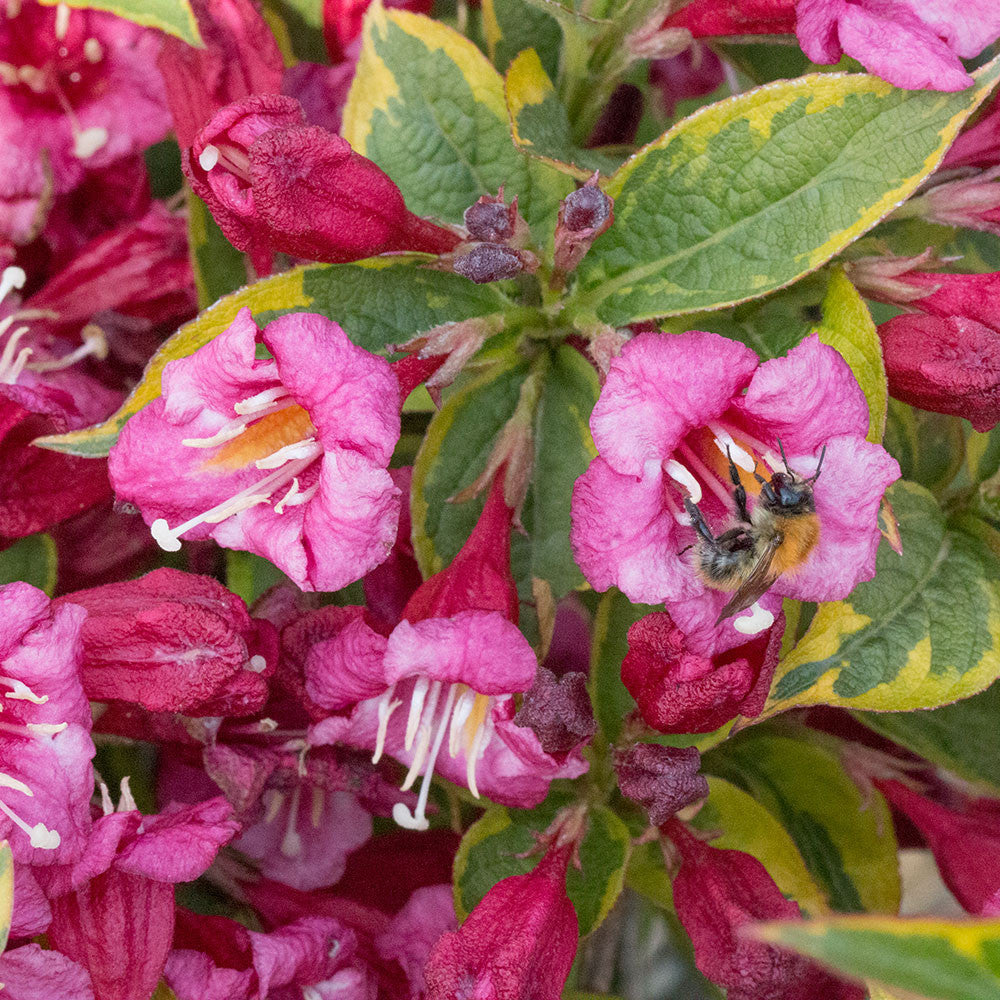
615 744 707 825
553 176 614 281
453 242 525 283
514 667 596 757
464 194 516 243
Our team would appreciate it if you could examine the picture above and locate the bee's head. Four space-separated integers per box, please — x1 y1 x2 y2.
760 471 816 515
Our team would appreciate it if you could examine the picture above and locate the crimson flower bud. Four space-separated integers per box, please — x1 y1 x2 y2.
876 779 1000 916
453 242 526 283
878 312 1000 431
186 95 460 269
661 0 796 38
55 567 278 716
424 843 578 1000
615 743 707 825
666 820 864 1000
621 611 781 733
464 193 517 243
553 177 614 278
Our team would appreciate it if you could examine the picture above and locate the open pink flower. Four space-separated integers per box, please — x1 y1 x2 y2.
0 0 169 243
0 582 93 865
309 475 587 830
797 0 1000 91
571 331 899 628
109 308 401 592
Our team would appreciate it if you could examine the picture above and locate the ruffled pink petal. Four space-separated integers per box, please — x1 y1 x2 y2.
571 457 698 604
383 612 537 694
795 0 848 63
375 884 456 996
264 312 400 465
249 916 361 996
775 434 899 602
0 944 94 1000
837 1 973 91
11 867 51 938
896 0 1000 58
305 616 389 710
165 950 253 1000
735 335 869 455
590 332 758 476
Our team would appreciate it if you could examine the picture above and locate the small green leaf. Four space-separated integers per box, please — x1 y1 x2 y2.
188 193 248 310
342 6 572 240
0 842 12 954
752 915 1000 1000
482 0 561 78
262 0 326 63
766 483 1000 715
885 401 965 496
814 267 887 444
703 726 900 913
225 551 289 607
453 804 631 936
38 0 203 45
0 535 57 595
36 258 507 457
567 60 1000 326
505 49 621 179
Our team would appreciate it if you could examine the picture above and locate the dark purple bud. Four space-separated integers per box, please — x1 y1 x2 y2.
513 668 596 756
464 197 515 243
614 744 707 825
454 243 524 283
562 184 613 233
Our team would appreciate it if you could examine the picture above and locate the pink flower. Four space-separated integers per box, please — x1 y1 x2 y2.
55 568 278 716
108 308 402 592
0 582 93 865
666 820 864 1000
185 95 460 271
423 843 578 1000
909 167 1000 233
797 0 1000 91
0 0 169 243
661 0 796 38
621 608 783 733
571 331 899 627
876 779 1000 917
0 944 94 1000
943 94 1000 171
308 474 587 829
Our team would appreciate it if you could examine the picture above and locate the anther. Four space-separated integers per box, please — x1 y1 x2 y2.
664 459 702 503
54 3 69 39
708 423 756 472
0 266 26 305
280 783 303 858
247 655 267 672
733 602 775 636
0 676 47 703
198 144 220 171
82 38 103 63
372 685 400 764
73 126 109 159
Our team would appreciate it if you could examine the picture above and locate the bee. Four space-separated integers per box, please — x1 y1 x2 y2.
683 441 826 625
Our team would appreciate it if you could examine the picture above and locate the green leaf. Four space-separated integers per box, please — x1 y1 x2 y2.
0 842 12 954
566 60 1000 326
885 401 965 496
765 482 1000 715
262 0 326 63
689 777 826 914
0 535 57 595
412 344 600 600
36 258 507 457
341 6 572 239
752 915 1000 1000
855 678 1000 793
225 550 289 607
703 726 900 913
814 267 887 444
482 0 562 78
188 193 248 310
38 0 203 45
505 49 621 180
453 804 631 936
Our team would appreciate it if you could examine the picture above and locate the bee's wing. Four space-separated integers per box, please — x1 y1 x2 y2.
715 533 783 624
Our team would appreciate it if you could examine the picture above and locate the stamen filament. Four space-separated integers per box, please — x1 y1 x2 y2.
401 681 441 791
280 783 303 858
404 677 430 751
448 687 476 757
0 676 47 703
372 685 400 764
255 437 318 470
234 386 290 415
0 798 60 849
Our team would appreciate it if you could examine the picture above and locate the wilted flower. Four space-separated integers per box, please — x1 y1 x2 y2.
571 331 899 626
615 743 708 825
109 308 402 592
513 667 596 757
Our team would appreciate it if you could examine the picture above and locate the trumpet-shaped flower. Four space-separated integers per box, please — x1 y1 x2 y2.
108 308 401 592
571 331 899 631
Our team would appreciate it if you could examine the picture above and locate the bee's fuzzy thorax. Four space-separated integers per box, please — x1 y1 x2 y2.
769 511 821 575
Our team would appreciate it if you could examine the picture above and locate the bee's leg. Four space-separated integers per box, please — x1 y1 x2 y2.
683 497 717 546
725 447 751 524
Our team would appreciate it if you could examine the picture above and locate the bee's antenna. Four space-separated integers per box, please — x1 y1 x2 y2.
807 445 827 483
777 438 790 472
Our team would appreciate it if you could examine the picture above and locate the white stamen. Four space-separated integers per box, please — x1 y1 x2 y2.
234 386 289 415
0 773 33 796
0 799 60 849
372 685 400 764
274 479 319 514
0 676 47 704
99 781 114 816
708 423 756 472
0 267 25 307
27 325 107 373
393 683 457 833
465 718 488 800
82 37 103 63
762 450 783 473
263 789 284 824
117 777 137 813
247 655 266 673
733 601 775 636
311 786 324 828
404 676 430 751
664 459 702 503
0 340 33 384
73 126 108 159
25 722 67 736
255 438 318 470
181 419 252 449
198 144 220 171
401 682 441 792
54 3 69 39
448 688 476 757
280 783 303 858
